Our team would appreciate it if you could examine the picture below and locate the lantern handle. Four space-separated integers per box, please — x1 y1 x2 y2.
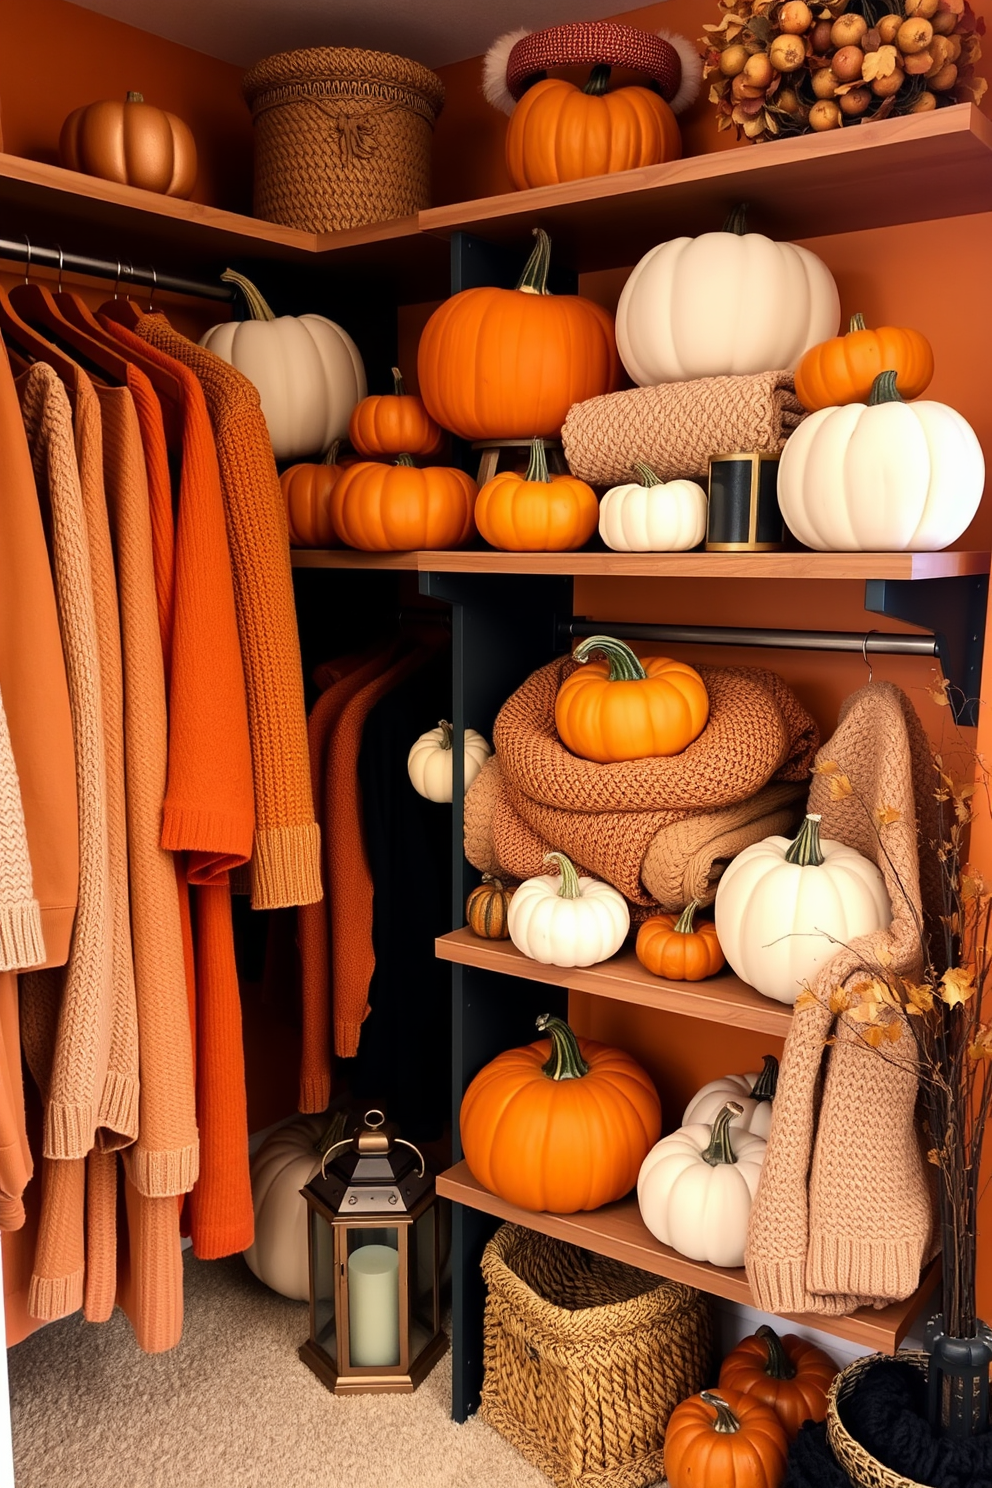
319 1138 356 1180
394 1138 426 1178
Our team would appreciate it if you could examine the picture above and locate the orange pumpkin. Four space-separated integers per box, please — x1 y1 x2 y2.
506 68 682 190
718 1325 838 1440
60 91 198 198
330 454 477 552
348 367 443 458
475 439 599 552
665 1388 789 1488
417 228 621 441
460 1012 661 1213
466 876 514 940
794 312 934 412
280 441 348 548
636 902 725 981
555 635 710 764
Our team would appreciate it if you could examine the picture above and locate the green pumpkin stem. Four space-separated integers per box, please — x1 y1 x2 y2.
536 1013 590 1081
868 369 903 406
321 439 341 467
314 1109 351 1158
221 267 276 322
702 1102 742 1167
701 1391 742 1434
673 901 700 935
436 720 454 751
394 453 417 467
849 312 867 333
785 813 825 868
126 91 144 104
517 228 552 296
543 851 582 900
390 367 408 396
525 439 551 484
750 1053 779 1104
756 1325 798 1382
632 461 661 488
482 873 504 888
572 635 648 682
723 204 749 236
584 64 612 96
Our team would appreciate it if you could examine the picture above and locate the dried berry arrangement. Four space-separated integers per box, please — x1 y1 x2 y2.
701 0 986 141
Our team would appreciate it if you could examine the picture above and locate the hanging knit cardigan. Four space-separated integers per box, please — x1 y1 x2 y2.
134 314 320 912
0 683 44 973
746 682 939 1315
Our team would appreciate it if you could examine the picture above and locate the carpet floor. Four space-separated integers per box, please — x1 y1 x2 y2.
8 1252 553 1488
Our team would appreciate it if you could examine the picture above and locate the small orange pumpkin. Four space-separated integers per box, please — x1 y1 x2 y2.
475 439 599 552
636 902 725 981
331 454 477 552
664 1388 789 1488
794 312 934 412
280 441 348 548
348 367 443 458
555 635 710 764
60 91 198 198
718 1325 838 1440
466 876 514 940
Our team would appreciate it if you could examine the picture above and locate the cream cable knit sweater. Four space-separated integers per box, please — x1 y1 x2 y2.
0 684 44 972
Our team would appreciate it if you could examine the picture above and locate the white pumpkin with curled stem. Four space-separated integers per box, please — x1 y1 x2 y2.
637 1100 767 1268
599 462 708 553
508 851 630 968
407 720 491 803
682 1054 779 1139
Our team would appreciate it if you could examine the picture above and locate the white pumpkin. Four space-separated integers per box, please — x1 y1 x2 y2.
201 269 366 462
407 720 491 803
244 1113 349 1300
682 1054 779 1139
616 207 840 385
715 813 890 1006
777 370 986 553
637 1101 766 1268
599 463 707 552
508 852 630 968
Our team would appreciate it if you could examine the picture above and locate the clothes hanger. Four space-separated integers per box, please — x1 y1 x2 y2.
10 244 123 386
98 262 148 331
0 239 80 390
57 258 184 405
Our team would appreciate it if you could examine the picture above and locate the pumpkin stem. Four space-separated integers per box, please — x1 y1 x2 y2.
321 439 341 467
700 1391 742 1434
756 1324 798 1381
849 312 867 333
391 367 407 396
750 1053 779 1104
632 461 661 488
673 901 700 935
702 1102 742 1167
572 635 648 683
536 1012 590 1081
482 873 505 888
723 204 749 235
436 720 454 751
314 1109 352 1158
517 228 552 297
584 64 612 96
785 813 825 868
221 267 276 322
524 439 551 485
394 453 417 467
543 851 582 901
868 369 903 406
126 91 144 104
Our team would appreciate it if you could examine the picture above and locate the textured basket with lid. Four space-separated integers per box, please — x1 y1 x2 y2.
242 47 444 233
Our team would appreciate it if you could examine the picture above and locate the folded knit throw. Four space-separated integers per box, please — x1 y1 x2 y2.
562 370 807 486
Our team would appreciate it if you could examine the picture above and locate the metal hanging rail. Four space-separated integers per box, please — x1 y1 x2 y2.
565 617 941 662
0 234 235 303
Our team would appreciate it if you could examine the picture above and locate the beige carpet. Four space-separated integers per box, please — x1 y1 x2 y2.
8 1252 553 1488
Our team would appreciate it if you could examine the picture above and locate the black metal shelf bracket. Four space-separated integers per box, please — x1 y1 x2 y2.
864 575 987 727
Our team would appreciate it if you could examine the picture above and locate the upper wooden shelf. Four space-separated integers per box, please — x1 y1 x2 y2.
436 929 793 1039
437 1160 939 1353
291 547 990 581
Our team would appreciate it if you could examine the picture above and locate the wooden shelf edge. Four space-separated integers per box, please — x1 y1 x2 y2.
437 1160 940 1353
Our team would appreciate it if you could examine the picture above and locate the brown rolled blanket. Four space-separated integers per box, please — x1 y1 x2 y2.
562 370 807 486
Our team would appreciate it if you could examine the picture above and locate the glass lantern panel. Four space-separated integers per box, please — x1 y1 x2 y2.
408 1207 437 1361
310 1208 336 1365
345 1226 400 1369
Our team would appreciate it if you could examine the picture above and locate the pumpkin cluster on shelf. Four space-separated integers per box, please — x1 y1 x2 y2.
700 0 986 143
556 636 710 764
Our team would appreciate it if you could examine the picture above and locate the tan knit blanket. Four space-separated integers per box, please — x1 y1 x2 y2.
562 370 807 486
464 658 818 910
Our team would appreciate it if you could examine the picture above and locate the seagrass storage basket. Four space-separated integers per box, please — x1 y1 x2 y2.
242 48 445 233
826 1352 930 1488
480 1223 713 1488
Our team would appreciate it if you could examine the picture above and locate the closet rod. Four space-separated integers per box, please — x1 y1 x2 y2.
566 618 939 660
0 235 235 303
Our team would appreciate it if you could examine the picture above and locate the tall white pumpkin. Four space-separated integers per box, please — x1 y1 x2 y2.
616 208 840 385
244 1114 343 1300
777 371 986 552
201 269 366 462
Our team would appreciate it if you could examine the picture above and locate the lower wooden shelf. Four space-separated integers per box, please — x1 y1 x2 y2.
438 1160 939 1354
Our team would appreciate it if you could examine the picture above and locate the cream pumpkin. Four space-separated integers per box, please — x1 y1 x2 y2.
599 463 707 552
682 1054 779 1139
508 852 630 968
244 1114 350 1300
407 721 491 802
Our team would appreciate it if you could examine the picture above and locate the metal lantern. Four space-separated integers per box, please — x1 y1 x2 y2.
299 1109 446 1394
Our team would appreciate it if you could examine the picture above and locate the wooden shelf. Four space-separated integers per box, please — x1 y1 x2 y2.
436 929 793 1037
292 547 991 581
437 1161 939 1353
421 105 992 271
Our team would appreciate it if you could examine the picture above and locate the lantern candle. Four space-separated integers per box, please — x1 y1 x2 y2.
347 1244 400 1367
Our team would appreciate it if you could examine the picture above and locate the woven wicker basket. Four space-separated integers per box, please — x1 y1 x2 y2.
242 48 444 233
480 1224 712 1488
826 1352 930 1488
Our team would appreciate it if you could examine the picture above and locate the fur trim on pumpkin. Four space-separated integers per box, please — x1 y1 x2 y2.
483 28 530 115
659 31 703 115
